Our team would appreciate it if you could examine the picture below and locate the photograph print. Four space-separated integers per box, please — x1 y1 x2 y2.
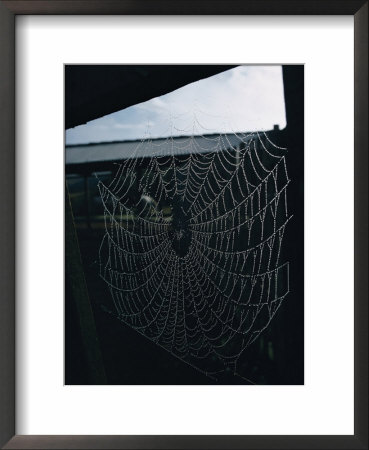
65 64 304 385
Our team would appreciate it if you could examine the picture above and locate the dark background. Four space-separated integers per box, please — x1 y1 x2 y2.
65 65 304 385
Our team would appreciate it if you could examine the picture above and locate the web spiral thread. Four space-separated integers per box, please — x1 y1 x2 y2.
98 121 291 378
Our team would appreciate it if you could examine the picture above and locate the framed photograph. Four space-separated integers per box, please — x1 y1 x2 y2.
0 1 367 449
65 63 304 386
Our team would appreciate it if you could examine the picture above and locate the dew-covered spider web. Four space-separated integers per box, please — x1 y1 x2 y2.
98 116 291 379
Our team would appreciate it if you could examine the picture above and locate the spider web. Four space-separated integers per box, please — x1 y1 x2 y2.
98 116 291 379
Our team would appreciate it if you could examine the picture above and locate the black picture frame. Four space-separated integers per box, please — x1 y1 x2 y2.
0 1 367 449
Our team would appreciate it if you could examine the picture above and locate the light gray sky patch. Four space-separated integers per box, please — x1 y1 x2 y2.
66 65 286 145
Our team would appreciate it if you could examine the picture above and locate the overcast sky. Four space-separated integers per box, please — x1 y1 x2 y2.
66 65 286 145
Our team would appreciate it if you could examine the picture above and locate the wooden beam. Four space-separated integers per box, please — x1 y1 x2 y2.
65 183 106 384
